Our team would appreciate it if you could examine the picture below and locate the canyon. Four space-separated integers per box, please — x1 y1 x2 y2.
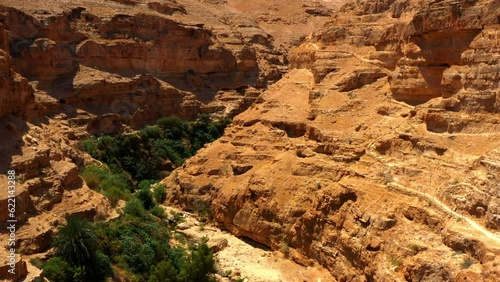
0 0 499 281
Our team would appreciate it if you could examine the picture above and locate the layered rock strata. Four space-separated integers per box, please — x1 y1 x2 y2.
165 1 500 281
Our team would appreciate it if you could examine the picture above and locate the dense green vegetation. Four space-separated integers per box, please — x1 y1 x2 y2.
42 115 230 281
44 211 216 282
80 115 230 207
80 115 231 181
80 165 132 206
43 217 112 282
94 210 216 282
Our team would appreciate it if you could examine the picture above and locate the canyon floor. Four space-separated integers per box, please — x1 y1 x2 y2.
165 206 335 282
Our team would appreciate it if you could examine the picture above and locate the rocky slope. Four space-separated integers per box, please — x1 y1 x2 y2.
0 0 338 281
0 0 499 281
0 0 288 127
164 206 335 282
164 0 500 281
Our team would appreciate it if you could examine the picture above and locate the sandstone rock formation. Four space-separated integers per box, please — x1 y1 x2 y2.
0 0 291 134
0 0 499 281
0 0 337 281
0 48 37 120
164 0 500 281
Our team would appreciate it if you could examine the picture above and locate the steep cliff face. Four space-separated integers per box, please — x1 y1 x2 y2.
0 0 499 281
0 0 288 131
165 68 500 281
292 0 499 112
0 24 37 120
0 1 284 281
165 0 500 281
0 1 337 281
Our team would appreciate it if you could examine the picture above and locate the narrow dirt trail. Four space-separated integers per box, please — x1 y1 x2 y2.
365 143 500 246
388 182 500 245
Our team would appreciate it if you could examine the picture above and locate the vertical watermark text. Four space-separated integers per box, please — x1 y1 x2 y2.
6 169 17 275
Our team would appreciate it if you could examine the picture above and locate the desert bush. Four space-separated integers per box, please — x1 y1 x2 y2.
407 244 425 255
43 257 73 282
124 198 147 218
94 251 113 280
81 165 131 206
138 179 158 190
29 258 44 269
137 187 155 210
193 200 212 222
103 186 128 207
176 241 216 282
80 165 106 189
389 255 402 270
151 206 166 219
148 260 178 282
461 257 474 269
154 184 167 203
279 240 290 256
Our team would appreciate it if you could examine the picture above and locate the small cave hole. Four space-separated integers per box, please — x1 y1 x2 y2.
366 244 381 252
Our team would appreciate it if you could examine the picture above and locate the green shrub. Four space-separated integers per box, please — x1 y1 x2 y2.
169 210 185 225
148 260 178 282
124 198 147 218
72 266 86 282
193 200 212 222
43 257 72 282
173 233 187 244
29 258 44 269
121 236 156 273
81 165 131 207
407 244 425 255
80 139 99 158
94 251 113 279
389 255 402 270
138 188 155 210
138 180 158 191
153 184 167 203
103 186 128 207
101 172 131 192
151 206 166 219
222 269 232 277
167 248 186 271
177 242 216 282
279 241 290 256
81 165 106 190
461 257 474 269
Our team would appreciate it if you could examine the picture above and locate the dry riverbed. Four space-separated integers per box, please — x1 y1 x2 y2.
164 207 335 282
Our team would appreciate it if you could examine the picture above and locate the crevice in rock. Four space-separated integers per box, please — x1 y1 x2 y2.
270 121 307 138
231 163 253 175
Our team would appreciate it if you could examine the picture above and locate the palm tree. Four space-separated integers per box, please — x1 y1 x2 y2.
52 216 97 266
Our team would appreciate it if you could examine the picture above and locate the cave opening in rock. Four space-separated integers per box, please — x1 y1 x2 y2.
391 29 481 105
